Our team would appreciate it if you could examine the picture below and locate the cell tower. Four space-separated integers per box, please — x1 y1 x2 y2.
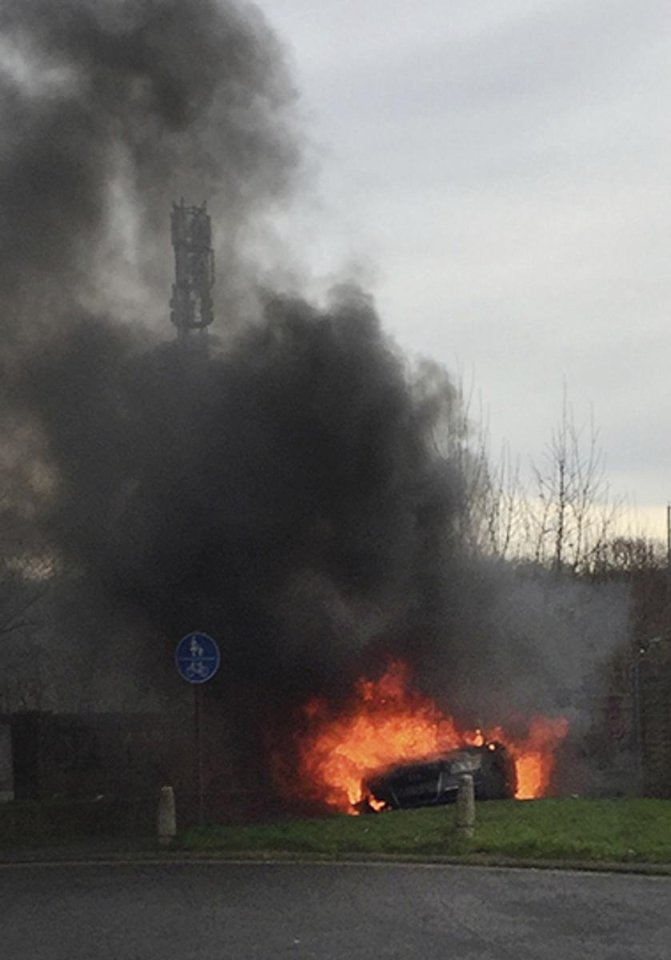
170 199 214 343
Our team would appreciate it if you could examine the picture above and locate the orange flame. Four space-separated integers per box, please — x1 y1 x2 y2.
504 715 571 799
282 661 568 813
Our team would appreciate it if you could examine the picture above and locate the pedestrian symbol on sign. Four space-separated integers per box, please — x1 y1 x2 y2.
175 632 220 685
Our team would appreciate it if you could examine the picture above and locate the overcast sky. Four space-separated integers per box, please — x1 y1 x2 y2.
262 0 671 538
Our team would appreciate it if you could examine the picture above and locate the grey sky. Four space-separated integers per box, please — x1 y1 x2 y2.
263 0 671 536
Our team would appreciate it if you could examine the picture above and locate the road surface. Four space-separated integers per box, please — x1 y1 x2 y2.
0 859 668 959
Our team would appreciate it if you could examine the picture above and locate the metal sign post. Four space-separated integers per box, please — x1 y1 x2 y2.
194 685 203 826
175 632 221 826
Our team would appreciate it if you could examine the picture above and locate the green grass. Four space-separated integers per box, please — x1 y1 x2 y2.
3 797 671 865
0 797 152 848
179 798 671 864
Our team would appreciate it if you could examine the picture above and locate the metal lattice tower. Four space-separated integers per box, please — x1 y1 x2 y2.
170 200 214 342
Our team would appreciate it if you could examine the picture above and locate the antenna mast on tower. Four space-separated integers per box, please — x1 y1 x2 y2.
170 199 214 344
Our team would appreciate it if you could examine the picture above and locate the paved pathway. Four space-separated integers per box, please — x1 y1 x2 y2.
1 860 668 959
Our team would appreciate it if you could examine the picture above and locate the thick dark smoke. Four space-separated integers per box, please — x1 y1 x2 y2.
0 0 626 799
0 0 298 336
25 291 463 702
0 0 468 771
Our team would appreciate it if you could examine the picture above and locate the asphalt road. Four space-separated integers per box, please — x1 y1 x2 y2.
0 860 669 960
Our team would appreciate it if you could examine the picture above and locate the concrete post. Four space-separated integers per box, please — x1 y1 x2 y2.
157 785 176 847
455 773 475 838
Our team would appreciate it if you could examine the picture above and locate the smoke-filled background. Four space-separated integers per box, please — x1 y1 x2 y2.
0 0 629 797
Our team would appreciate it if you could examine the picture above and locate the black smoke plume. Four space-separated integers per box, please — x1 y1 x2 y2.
0 0 471 784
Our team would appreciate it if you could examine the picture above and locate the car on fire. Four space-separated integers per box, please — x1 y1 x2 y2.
359 742 517 812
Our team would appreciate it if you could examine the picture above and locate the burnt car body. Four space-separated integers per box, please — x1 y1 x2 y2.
361 742 517 812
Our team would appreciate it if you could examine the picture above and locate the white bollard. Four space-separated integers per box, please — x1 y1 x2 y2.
455 773 475 838
157 785 176 847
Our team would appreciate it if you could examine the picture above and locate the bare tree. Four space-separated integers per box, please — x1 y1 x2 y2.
524 392 621 575
471 441 526 561
408 365 624 575
409 361 529 561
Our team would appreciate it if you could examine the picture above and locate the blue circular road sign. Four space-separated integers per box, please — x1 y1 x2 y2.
175 632 221 684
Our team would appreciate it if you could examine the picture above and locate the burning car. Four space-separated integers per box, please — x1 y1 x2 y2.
359 742 517 812
284 661 568 812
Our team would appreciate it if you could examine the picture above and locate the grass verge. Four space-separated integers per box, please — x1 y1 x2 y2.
178 798 671 864
0 797 152 848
